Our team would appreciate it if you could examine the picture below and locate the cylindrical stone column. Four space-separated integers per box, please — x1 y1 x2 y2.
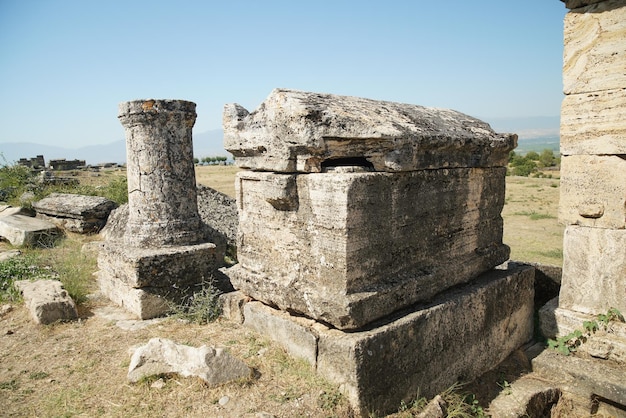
119 99 203 247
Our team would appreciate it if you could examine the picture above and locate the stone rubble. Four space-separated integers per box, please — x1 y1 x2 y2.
127 338 251 386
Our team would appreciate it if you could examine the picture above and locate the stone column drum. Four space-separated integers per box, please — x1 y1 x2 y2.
119 100 203 247
97 99 218 319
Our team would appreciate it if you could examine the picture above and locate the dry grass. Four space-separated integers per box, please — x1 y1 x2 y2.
503 174 563 265
0 293 352 417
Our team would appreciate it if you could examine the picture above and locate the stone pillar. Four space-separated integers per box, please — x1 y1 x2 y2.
557 0 626 317
119 100 203 247
97 99 219 319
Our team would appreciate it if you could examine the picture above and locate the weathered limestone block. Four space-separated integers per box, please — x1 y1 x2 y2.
230 168 509 329
0 214 60 247
97 241 217 319
558 154 626 228
560 89 626 155
239 265 534 416
119 99 203 247
15 280 78 324
560 225 626 315
97 272 170 320
563 0 626 95
33 193 117 233
97 241 217 288
224 89 516 173
128 338 251 386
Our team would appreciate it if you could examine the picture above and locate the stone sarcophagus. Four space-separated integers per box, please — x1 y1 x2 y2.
225 89 516 330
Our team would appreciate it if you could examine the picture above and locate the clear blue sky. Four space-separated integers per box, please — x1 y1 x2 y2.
0 0 567 148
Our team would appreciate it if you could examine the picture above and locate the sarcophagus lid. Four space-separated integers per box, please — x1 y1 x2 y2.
224 88 516 173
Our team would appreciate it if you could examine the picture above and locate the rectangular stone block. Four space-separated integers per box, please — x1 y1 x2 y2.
97 241 217 288
231 168 509 330
560 225 626 315
563 1 626 95
239 264 534 416
0 214 60 247
32 193 117 233
224 89 515 173
97 241 219 319
558 154 626 228
243 302 318 366
560 89 626 155
97 272 170 320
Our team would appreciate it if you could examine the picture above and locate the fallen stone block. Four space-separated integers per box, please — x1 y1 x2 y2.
15 280 78 324
0 214 60 247
33 193 117 233
0 206 35 218
128 337 251 386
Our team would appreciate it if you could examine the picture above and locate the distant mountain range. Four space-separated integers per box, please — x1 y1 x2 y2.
0 129 228 166
0 117 561 166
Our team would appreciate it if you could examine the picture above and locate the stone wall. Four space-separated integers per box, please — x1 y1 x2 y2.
558 0 626 315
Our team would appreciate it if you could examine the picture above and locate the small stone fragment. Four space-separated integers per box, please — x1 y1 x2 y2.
15 280 78 324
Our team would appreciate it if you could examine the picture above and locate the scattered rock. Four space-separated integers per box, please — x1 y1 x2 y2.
218 395 230 406
128 338 251 386
15 280 78 324
150 378 166 389
0 206 35 218
416 394 447 418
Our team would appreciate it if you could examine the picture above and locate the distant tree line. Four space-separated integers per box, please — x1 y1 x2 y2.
194 156 229 165
508 149 560 177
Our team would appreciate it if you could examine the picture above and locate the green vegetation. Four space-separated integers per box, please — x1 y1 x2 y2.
170 279 222 324
507 149 560 177
0 254 50 302
0 157 128 206
196 156 229 165
547 308 624 356
394 383 488 417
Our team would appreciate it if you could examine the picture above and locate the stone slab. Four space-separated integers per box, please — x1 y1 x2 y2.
563 1 626 95
560 225 626 315
488 375 561 418
0 214 60 247
223 88 516 173
558 155 626 228
239 264 534 416
243 302 318 365
97 241 217 288
231 168 509 330
97 271 170 319
539 304 626 364
560 89 626 155
15 280 78 324
32 193 117 233
532 348 626 408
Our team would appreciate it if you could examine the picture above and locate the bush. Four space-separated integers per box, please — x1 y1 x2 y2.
0 157 37 204
0 255 50 302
